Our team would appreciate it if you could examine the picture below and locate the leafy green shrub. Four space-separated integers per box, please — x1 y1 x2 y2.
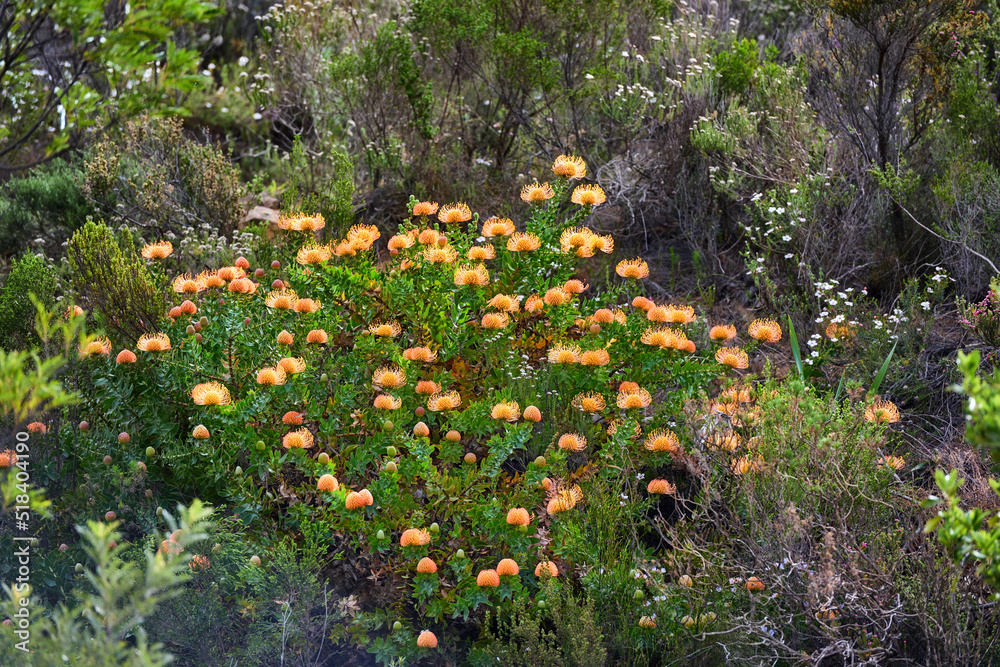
0 254 57 351
0 162 91 256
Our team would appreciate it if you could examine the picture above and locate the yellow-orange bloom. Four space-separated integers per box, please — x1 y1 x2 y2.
306 329 328 344
265 289 299 310
520 182 554 203
191 381 231 405
256 366 288 386
592 309 615 324
282 411 304 425
334 241 357 257
523 405 542 422
141 240 173 259
644 430 680 453
296 243 333 265
373 366 407 389
277 357 306 375
865 398 900 424
617 388 652 409
590 234 614 254
665 305 697 324
880 455 905 470
748 318 782 343
481 312 510 329
282 428 314 449
488 294 520 312
558 433 587 452
579 349 610 366
825 321 856 341
427 391 461 411
507 232 541 252
548 344 581 364
454 264 490 286
115 349 137 364
476 569 501 587
632 296 654 311
400 528 431 547
26 422 46 434
616 259 649 279
570 184 606 206
535 561 559 577
572 392 606 413
412 201 439 217
65 304 84 318
388 234 415 251
172 273 206 294
369 321 402 337
373 394 402 410
347 224 380 245
0 449 18 468
279 214 326 232
730 455 762 475
745 576 765 592
79 337 112 358
137 332 171 352
294 298 321 314
715 347 749 370
560 227 593 252
413 421 430 437
217 266 245 281
228 277 258 295
490 401 520 422
496 558 519 576
415 380 440 395
192 424 210 439
647 479 676 495
543 287 570 306
423 245 458 264
416 630 438 648
506 507 532 526
416 557 438 574
463 244 493 261
641 326 676 349
710 324 738 341
277 330 294 345
552 154 587 179
344 491 367 510
639 616 657 629
563 279 588 294
438 202 472 223
482 217 515 237
317 474 338 492
204 274 225 288
403 346 437 362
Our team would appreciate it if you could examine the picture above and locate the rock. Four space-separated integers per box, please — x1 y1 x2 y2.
261 194 280 209
244 206 279 226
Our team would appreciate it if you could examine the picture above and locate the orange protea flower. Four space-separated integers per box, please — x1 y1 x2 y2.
277 330 294 346
730 455 762 475
415 380 440 395
592 309 615 324
506 507 532 526
467 244 496 261
217 266 245 282
632 296 654 311
387 234 415 251
720 386 752 403
416 630 438 648
507 232 541 252
416 557 438 574
400 528 432 547
865 398 900 424
137 332 171 352
644 430 680 453
423 245 458 263
115 349 137 364
523 405 542 421
373 366 407 389
235 256 250 269
590 234 614 254
0 450 18 468
572 392 606 413
535 561 559 577
558 433 587 452
282 411 304 425
347 224 380 245
825 321 856 340
306 329 328 344
26 422 46 434
639 616 657 629
317 474 338 492
172 273 206 294
413 421 430 437
141 240 173 259
617 388 652 409
490 401 520 422
168 306 183 319
710 324 738 341
572 243 596 258
412 201 439 217
369 321 402 337
438 202 472 223
715 347 749 370
664 305 697 324
265 289 299 310
616 259 649 279
159 538 182 556
520 182 554 203
373 394 402 410
579 349 610 366
256 366 288 386
481 312 510 329
403 346 438 362
546 485 583 514
482 217 516 237
357 488 374 506
228 277 258 294
296 243 333 265
280 213 326 232
293 298 321 314
79 337 112 358
524 294 545 314
748 318 782 343
646 306 669 323
333 241 357 257
180 300 199 315
552 154 587 179
282 428 314 449
548 344 581 364
204 274 225 288
563 279 588 294
619 381 640 395
880 455 905 470
745 577 765 592
192 424 210 439
65 304 84 318
543 287 570 306
476 569 501 587
344 491 367 510
427 391 461 411
496 559 520 576
277 357 306 375
647 479 676 495
570 184 606 206
191 382 231 406
560 227 593 252
641 326 675 349
454 264 490 286
488 294 520 312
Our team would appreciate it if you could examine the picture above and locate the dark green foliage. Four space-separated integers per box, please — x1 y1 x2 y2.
66 221 164 344
0 162 92 256
715 39 760 97
0 253 57 351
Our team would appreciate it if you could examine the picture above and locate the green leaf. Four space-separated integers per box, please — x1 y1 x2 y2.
869 338 898 397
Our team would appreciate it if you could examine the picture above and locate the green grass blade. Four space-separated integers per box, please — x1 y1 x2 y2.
869 338 898 397
788 316 804 380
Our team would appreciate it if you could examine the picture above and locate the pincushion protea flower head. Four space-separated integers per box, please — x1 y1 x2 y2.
438 202 472 223
616 259 649 279
400 528 431 547
422 246 458 263
558 433 587 452
639 616 657 629
65 304 84 318
216 266 245 282
317 474 338 492
388 234 415 251
476 569 501 587
454 264 490 286
282 428 314 449
0 449 18 468
191 382 231 405
115 349 137 364
427 391 461 411
535 560 558 578
228 277 258 294
168 306 183 319
265 289 299 310
413 421 430 437
467 244 495 261
480 312 510 329
592 309 615 324
496 559 519 576
548 344 581 364
344 491 367 509
277 330 294 345
579 349 610 366
524 294 544 313
506 507 532 526
141 240 173 259
617 387 652 409
715 347 749 370
137 332 171 352
79 337 112 358
347 224 380 245
179 300 197 315
296 243 333 265
373 394 402 410
665 305 697 324
278 213 325 232
369 320 401 337
880 454 905 470
560 227 593 251
282 411 304 425
192 424 210 439
26 422 46 434
172 273 206 294
730 455 762 475
710 324 738 341
373 366 406 389
482 217 515 237
570 184 606 206
403 346 437 362
507 232 541 252
647 479 676 495
488 294 520 312
745 576 765 591
546 485 583 514
543 287 570 306
646 306 669 323
572 392 606 413
490 401 520 422
306 329 328 344
234 256 250 269
632 296 654 311
415 380 440 395
412 201 439 217
825 321 856 340
256 366 288 386
204 273 225 288
293 298 321 314
277 357 306 375
748 318 782 343
552 154 587 179
522 405 542 421
644 429 680 453
641 326 675 349
334 241 357 257
865 398 900 424
416 557 438 574
416 630 438 648
520 182 554 203
563 279 588 294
